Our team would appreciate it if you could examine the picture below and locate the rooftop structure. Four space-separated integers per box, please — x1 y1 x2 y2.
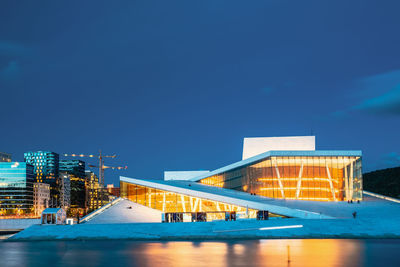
242 136 316 160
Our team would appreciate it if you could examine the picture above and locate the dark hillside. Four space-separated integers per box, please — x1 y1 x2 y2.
363 166 400 198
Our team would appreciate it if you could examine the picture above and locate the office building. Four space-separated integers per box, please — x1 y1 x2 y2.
85 170 109 211
107 184 120 198
60 160 85 210
59 172 71 210
24 151 60 205
0 162 34 216
33 183 50 216
0 152 11 162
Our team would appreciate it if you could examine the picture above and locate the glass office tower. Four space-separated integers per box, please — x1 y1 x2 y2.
60 160 86 209
0 162 34 215
199 155 362 201
24 151 59 184
24 151 60 206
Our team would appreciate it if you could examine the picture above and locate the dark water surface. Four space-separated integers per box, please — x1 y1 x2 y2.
1 239 400 267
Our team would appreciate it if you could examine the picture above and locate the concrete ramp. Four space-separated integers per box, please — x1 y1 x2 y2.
84 199 162 224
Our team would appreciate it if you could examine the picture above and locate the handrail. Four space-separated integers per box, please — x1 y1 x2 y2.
364 191 400 204
80 197 123 223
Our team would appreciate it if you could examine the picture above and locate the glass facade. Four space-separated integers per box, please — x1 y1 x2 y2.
60 160 86 209
199 156 362 202
120 181 278 220
0 162 34 215
24 151 60 205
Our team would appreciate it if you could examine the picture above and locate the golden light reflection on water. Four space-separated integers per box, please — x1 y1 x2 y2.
128 239 364 267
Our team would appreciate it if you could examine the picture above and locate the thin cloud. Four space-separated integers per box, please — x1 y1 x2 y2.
330 69 400 117
261 87 274 95
353 85 400 114
0 60 20 80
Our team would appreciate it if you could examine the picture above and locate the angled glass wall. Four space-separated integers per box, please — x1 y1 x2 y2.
120 181 283 220
199 156 362 202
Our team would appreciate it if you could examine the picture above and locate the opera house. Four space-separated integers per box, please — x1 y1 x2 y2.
120 136 363 220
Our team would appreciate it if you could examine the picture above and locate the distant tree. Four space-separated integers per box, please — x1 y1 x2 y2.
363 166 400 198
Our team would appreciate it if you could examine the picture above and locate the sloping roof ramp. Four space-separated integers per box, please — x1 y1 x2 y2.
189 150 362 182
164 170 210 181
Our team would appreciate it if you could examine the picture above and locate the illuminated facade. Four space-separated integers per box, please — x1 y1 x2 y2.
0 152 12 162
198 152 362 202
24 151 59 184
119 137 363 220
121 180 262 220
24 151 60 205
33 182 50 216
86 170 109 211
0 162 34 215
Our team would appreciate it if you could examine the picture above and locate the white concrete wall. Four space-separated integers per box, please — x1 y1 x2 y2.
164 171 210 181
242 136 315 160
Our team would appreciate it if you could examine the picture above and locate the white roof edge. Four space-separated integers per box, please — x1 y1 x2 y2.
120 176 332 219
189 150 362 182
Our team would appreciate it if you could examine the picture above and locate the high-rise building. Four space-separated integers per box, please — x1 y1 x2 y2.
60 160 85 210
0 152 11 162
24 151 60 206
59 160 85 179
85 170 109 211
33 183 50 216
59 172 71 210
0 162 34 216
107 184 120 198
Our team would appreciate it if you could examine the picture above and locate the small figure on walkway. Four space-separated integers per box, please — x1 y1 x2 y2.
77 213 80 224
350 200 353 204
352 211 357 219
357 200 360 204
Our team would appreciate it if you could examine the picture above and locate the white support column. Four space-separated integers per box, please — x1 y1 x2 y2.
349 162 354 200
295 163 304 199
344 164 349 201
162 193 166 212
180 195 186 212
274 162 285 198
191 197 199 212
326 165 336 201
216 201 221 212
148 193 151 208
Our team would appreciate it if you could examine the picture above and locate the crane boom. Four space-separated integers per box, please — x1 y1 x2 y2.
64 150 126 185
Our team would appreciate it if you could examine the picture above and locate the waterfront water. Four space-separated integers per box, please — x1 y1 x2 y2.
1 239 400 267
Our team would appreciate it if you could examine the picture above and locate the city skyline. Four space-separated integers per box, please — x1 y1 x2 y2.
1 1 400 186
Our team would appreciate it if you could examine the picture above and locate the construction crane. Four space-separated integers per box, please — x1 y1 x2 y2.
63 150 127 186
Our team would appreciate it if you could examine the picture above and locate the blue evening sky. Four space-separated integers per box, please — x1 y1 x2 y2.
1 1 399 185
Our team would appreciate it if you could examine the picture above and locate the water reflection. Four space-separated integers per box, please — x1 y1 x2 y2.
1 239 400 267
